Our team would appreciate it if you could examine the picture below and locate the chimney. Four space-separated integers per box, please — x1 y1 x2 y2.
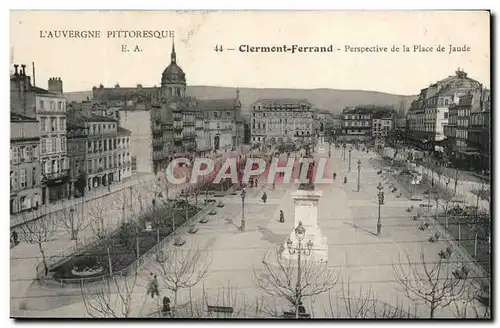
21 64 26 76
48 77 63 94
32 62 36 87
14 64 19 76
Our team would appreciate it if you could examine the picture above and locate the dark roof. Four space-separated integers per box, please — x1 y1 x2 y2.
255 98 311 106
197 98 240 111
117 126 131 134
32 86 64 97
10 113 38 122
83 114 118 123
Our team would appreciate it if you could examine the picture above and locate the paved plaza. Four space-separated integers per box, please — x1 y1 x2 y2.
10 146 486 318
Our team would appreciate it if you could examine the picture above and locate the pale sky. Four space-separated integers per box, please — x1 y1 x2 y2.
10 10 490 95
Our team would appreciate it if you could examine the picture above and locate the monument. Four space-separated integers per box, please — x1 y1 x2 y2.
281 188 329 263
281 159 329 262
317 123 326 154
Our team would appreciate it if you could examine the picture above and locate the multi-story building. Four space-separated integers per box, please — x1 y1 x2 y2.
67 117 89 197
68 107 132 190
444 88 490 170
372 117 393 138
340 107 373 142
250 99 314 145
407 69 482 150
10 113 42 215
10 65 69 204
198 95 243 152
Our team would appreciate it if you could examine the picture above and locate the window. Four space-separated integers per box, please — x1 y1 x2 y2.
20 169 26 188
58 102 62 110
52 137 57 153
51 118 56 131
444 112 449 119
50 101 55 110
113 139 117 149
32 167 37 187
87 160 92 172
60 117 66 131
13 147 19 163
40 117 46 132
40 100 45 109
61 137 66 152
10 171 18 190
27 145 34 160
20 146 27 161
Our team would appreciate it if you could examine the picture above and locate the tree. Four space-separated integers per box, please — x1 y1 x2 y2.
465 209 491 258
323 279 414 318
81 272 139 318
154 246 212 317
18 214 58 277
88 198 107 238
56 205 89 245
254 245 339 318
392 248 466 318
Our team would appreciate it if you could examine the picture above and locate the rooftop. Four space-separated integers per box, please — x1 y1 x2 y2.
254 98 312 106
117 126 132 134
10 113 38 123
197 98 240 111
32 86 64 97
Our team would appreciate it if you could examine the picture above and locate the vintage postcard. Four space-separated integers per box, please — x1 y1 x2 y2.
9 10 491 319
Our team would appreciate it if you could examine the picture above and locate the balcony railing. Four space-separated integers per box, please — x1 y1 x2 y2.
42 169 69 182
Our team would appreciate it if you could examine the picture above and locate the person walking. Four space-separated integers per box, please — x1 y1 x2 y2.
344 177 347 184
11 230 18 245
333 172 337 180
261 192 267 204
255 178 258 188
279 210 285 223
162 297 171 317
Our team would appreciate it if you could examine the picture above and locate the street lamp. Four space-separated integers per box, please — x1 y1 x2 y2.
348 149 352 172
240 189 247 231
286 221 314 319
357 159 361 192
376 183 384 236
69 207 76 241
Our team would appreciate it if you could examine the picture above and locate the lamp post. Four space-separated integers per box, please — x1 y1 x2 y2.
286 221 313 319
348 149 352 172
69 207 76 241
240 189 247 231
376 183 384 236
357 159 361 192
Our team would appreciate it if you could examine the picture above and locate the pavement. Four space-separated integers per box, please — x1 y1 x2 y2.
10 146 488 318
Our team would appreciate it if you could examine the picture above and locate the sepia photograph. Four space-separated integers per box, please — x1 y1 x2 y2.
8 10 491 319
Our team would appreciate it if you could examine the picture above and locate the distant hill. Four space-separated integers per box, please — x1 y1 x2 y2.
65 86 417 115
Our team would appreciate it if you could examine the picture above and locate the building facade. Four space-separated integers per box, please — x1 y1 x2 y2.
10 65 69 204
444 88 490 170
372 118 393 137
340 107 373 142
67 118 89 197
407 69 482 150
70 114 132 190
250 99 314 144
10 114 42 215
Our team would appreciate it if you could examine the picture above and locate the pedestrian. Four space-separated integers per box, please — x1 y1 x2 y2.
151 275 160 298
262 192 267 203
249 178 254 188
12 230 18 245
255 178 258 188
279 210 285 223
344 177 347 184
162 296 171 317
333 172 336 180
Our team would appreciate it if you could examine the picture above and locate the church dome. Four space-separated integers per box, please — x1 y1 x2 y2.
161 41 186 85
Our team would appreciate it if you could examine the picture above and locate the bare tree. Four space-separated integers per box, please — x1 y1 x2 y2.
323 279 413 318
452 284 490 319
254 245 340 318
18 213 59 277
392 248 466 318
88 198 108 238
154 246 212 317
81 272 139 318
56 206 89 245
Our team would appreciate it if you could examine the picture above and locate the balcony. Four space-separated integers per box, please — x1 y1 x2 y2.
183 132 196 140
42 169 69 183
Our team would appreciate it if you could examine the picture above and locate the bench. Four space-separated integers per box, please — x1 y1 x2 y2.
283 311 311 319
207 305 234 317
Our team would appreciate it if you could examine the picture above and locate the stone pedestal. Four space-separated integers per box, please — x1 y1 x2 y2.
317 132 326 154
281 189 329 263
